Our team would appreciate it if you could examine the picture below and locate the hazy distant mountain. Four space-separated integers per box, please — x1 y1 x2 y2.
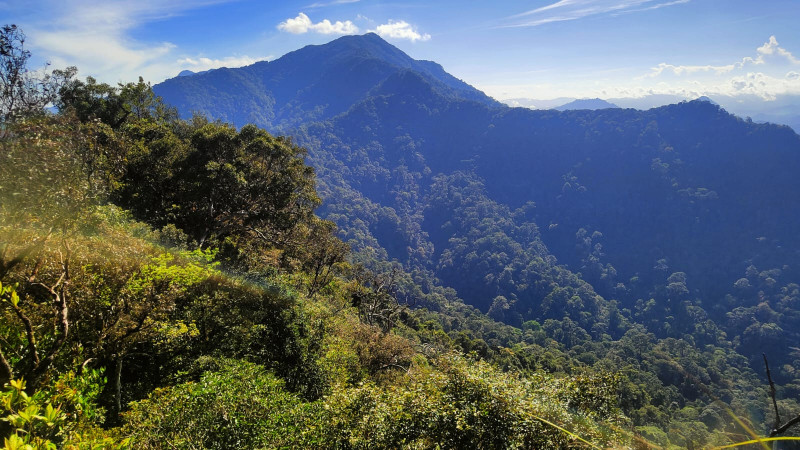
502 97 572 109
554 98 619 111
177 69 210 77
155 33 498 131
504 93 800 132
695 95 718 105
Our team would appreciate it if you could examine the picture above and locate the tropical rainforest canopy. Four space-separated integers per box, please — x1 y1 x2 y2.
2 26 800 449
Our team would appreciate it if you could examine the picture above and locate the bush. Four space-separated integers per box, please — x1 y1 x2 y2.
122 359 320 449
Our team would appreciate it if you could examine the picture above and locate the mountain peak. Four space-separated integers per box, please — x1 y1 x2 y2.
154 33 498 130
357 32 386 41
296 32 416 69
695 95 719 106
326 32 390 47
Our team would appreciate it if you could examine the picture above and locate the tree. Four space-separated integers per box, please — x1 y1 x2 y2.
296 218 349 297
1 24 75 123
56 76 130 128
0 240 71 391
350 266 405 333
57 76 177 128
175 123 320 248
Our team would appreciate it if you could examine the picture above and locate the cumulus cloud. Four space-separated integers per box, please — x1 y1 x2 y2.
757 35 800 64
725 72 798 100
646 36 800 79
277 12 359 35
633 37 800 100
369 20 431 42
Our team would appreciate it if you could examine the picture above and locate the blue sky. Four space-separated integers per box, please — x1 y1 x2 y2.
2 0 799 101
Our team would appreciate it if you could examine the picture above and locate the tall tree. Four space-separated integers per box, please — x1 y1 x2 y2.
0 24 74 123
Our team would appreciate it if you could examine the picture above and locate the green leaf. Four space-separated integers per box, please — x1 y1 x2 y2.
9 379 26 392
3 434 28 450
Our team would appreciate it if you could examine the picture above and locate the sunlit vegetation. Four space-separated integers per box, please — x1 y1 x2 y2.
1 27 639 449
3 25 800 448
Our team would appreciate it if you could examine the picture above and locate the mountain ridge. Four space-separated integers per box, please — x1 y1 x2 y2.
154 33 499 131
503 93 800 132
555 98 620 110
153 35 800 437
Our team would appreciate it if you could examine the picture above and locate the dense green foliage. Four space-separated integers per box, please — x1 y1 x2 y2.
0 111 628 448
154 33 800 446
0 36 641 448
294 90 800 445
3 27 800 448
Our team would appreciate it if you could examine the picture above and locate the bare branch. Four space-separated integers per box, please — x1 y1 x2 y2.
9 301 39 366
29 244 71 389
764 354 781 432
79 358 95 374
377 363 410 374
772 415 800 437
0 346 13 385
764 353 800 437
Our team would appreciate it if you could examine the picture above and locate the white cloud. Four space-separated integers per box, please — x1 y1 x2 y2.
17 0 239 83
506 0 690 27
613 0 690 15
480 37 800 103
369 20 431 42
646 36 800 79
277 12 359 35
757 35 800 64
276 12 431 42
177 54 271 73
646 62 736 77
721 71 800 100
306 0 359 8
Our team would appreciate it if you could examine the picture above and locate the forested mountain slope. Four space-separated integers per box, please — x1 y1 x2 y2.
153 32 800 445
293 73 800 378
1 86 629 449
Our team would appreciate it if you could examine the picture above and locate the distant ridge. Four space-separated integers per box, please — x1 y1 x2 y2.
177 69 211 77
503 94 800 131
555 98 619 111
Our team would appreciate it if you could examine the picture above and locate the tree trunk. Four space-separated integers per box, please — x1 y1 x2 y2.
114 356 123 418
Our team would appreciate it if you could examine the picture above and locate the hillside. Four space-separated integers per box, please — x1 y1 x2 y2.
0 25 655 448
148 33 800 445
